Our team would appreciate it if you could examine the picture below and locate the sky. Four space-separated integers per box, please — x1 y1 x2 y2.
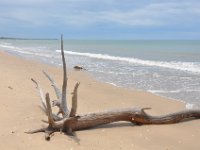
0 0 200 39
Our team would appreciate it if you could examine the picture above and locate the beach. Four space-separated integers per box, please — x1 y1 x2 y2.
0 50 199 150
1 39 200 108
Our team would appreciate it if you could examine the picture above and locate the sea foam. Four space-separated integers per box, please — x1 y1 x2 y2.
55 50 200 74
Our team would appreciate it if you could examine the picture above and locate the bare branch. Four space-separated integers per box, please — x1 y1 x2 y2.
70 82 80 117
141 107 152 115
42 70 64 116
45 93 54 127
42 70 62 100
60 34 69 117
31 78 47 114
25 127 46 134
31 78 63 121
133 109 200 124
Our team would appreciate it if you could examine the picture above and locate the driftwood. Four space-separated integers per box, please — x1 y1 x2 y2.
74 65 85 70
27 35 200 141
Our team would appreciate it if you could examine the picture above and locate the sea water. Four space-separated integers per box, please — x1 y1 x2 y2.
0 39 200 109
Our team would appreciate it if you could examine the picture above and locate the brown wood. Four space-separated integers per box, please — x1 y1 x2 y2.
69 82 80 117
27 97 200 140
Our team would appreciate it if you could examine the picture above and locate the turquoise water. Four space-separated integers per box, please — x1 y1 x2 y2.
0 39 200 109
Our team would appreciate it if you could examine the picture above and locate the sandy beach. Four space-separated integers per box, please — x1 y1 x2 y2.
0 50 199 150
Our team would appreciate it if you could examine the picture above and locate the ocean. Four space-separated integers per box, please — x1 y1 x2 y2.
0 39 200 109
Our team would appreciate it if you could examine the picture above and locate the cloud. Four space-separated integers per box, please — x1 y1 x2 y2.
53 1 200 27
0 1 200 30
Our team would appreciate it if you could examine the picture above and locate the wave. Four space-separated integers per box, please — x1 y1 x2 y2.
148 89 200 94
186 103 200 110
0 43 19 50
0 43 54 58
1 41 200 74
56 50 200 74
148 90 182 94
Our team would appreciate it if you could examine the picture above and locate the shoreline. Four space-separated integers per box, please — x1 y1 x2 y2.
0 50 199 150
3 49 189 109
1 40 200 108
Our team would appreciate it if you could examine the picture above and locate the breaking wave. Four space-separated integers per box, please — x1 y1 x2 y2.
56 50 200 74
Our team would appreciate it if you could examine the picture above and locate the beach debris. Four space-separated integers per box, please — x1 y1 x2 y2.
8 86 13 90
27 35 200 141
73 65 85 70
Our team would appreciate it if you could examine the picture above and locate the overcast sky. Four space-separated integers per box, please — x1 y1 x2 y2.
0 0 200 39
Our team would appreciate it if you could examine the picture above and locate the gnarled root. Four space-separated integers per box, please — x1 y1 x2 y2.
27 95 200 140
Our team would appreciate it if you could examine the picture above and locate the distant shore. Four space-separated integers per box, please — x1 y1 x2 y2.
0 37 58 40
0 50 199 150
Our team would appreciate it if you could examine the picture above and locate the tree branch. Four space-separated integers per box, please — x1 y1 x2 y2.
60 34 68 117
31 78 62 121
42 70 61 100
25 127 46 134
31 78 47 114
133 109 200 124
45 93 54 127
70 82 80 117
42 70 63 116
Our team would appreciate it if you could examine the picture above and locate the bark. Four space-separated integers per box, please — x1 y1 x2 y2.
60 34 68 117
43 70 61 100
27 105 200 140
70 109 200 130
69 82 80 117
42 70 63 115
31 78 62 121
31 78 47 113
45 93 54 127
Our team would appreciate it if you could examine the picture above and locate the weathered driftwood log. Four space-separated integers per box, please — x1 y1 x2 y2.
27 35 200 141
26 92 200 140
